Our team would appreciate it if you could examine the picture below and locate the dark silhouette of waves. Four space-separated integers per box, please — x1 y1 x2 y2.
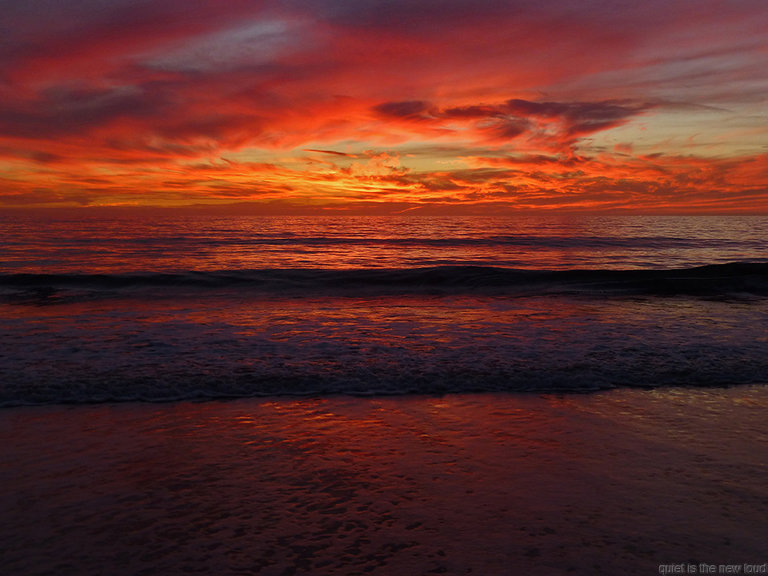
2 262 768 304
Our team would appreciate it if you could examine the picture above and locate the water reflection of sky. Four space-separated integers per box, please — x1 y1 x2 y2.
2 214 767 273
2 289 767 403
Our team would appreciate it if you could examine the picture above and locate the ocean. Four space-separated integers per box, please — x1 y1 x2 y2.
1 213 767 406
3 212 768 576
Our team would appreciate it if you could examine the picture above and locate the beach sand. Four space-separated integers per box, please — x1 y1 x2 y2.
2 387 767 575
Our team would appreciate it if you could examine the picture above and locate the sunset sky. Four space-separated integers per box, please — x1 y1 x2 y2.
1 0 767 213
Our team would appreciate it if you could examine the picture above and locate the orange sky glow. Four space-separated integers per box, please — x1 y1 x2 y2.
1 0 767 213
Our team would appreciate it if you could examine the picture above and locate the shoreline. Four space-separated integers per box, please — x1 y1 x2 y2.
3 386 768 575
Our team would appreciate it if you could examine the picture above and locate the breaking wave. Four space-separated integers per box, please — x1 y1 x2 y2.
2 262 767 304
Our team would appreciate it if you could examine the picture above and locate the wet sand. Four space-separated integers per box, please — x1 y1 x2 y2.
2 387 768 575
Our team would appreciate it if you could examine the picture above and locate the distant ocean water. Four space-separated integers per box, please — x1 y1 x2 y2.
1 213 767 406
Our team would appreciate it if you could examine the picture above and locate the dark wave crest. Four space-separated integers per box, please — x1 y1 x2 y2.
2 262 768 302
2 262 767 304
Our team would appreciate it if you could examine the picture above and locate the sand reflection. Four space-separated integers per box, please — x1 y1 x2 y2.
2 388 767 575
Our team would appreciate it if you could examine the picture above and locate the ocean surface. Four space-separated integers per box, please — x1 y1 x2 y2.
1 213 767 406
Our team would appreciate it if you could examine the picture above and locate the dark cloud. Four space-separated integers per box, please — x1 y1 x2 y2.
373 100 435 121
505 99 652 135
284 0 528 29
154 113 260 142
0 145 64 164
0 77 266 155
0 85 156 139
477 154 584 167
442 105 506 119
303 149 358 157
489 118 531 140
372 97 652 145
